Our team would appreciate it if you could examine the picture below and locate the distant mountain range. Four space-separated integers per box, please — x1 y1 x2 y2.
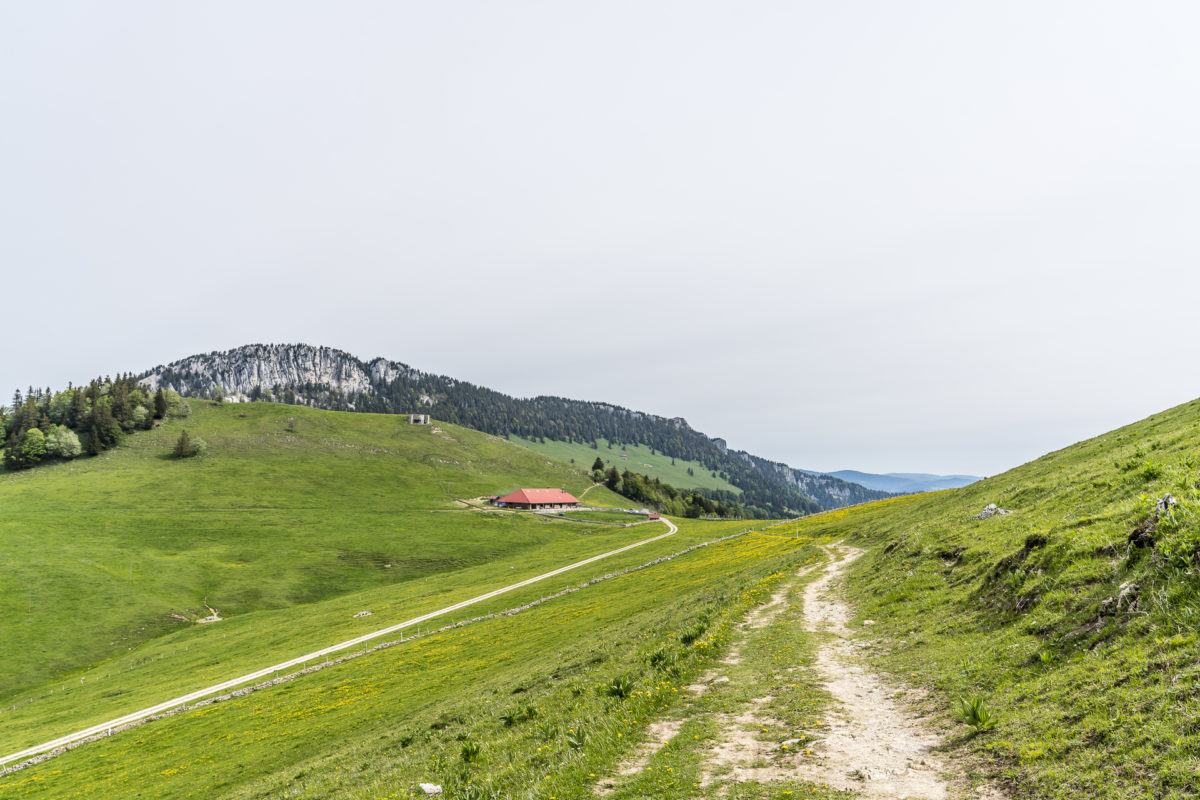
804 470 981 494
140 344 903 517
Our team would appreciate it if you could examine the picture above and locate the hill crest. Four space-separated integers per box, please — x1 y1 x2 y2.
139 343 891 516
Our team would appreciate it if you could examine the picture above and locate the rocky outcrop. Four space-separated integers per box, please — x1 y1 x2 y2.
973 503 1013 520
141 344 420 407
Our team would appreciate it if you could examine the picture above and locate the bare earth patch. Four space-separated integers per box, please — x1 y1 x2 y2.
595 719 684 795
705 545 1005 799
744 563 817 630
788 545 949 798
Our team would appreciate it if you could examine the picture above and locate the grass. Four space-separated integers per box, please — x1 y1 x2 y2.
557 510 644 524
0 518 749 755
0 402 626 710
14 392 1200 797
3 398 837 800
512 436 741 494
785 396 1200 799
597 530 855 800
1 525 822 799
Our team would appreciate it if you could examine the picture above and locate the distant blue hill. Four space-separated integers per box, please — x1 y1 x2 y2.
799 470 981 494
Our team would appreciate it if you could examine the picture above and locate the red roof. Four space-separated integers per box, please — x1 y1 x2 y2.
498 488 579 505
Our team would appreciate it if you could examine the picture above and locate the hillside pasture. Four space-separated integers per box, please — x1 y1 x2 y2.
1 522 814 799
512 436 741 494
0 403 604 704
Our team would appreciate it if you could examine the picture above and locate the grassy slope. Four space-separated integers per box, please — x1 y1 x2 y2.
557 510 645 523
789 397 1200 799
2 520 821 799
18 396 1200 798
512 436 741 494
0 402 616 704
0 519 721 755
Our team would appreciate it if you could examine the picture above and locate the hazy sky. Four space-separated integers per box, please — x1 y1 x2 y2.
4 2 1200 476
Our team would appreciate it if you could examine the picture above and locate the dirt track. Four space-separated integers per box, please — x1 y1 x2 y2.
705 544 1004 799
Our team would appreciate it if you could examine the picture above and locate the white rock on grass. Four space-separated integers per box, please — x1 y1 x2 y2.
972 503 1013 520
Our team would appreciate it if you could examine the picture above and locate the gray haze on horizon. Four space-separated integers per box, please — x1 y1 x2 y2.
3 2 1200 477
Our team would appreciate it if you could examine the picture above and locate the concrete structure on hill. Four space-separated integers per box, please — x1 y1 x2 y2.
409 413 430 424
494 488 579 510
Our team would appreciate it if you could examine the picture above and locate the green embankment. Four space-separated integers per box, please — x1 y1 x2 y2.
790 397 1200 799
512 436 741 494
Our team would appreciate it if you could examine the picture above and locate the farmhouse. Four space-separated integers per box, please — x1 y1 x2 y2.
495 488 579 510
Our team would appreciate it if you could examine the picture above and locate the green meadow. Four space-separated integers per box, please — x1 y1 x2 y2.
556 510 643 524
2 401 803 800
9 395 1200 799
2 523 819 799
0 403 627 706
511 436 741 494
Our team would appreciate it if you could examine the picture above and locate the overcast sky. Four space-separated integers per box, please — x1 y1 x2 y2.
3 2 1199 476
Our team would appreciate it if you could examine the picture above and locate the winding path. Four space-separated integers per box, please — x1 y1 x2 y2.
0 517 677 769
794 544 951 798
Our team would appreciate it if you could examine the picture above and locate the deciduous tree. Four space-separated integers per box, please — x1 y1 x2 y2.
20 427 46 466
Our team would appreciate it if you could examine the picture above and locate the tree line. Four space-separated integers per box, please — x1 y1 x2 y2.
1 377 189 470
593 458 743 518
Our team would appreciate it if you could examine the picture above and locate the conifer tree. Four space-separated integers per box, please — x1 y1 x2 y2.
604 465 621 491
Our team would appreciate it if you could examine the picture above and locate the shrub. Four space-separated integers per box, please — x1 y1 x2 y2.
173 430 205 458
565 725 586 750
955 696 997 733
498 704 537 727
679 618 708 645
1140 462 1164 483
45 426 82 459
166 391 191 418
602 675 634 699
648 647 679 671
